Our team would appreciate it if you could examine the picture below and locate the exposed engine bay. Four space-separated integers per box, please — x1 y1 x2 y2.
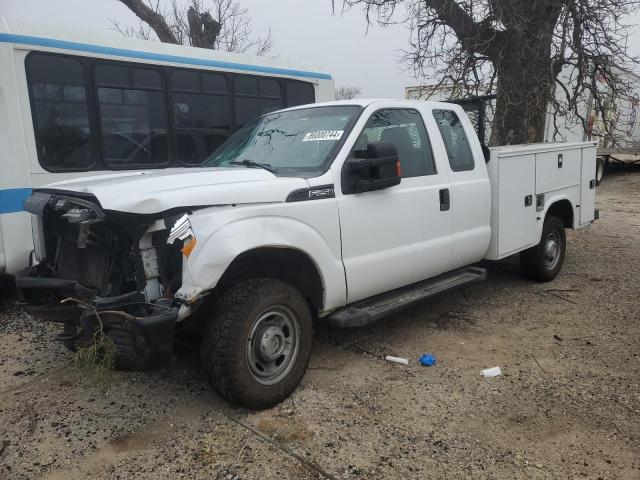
15 191 190 369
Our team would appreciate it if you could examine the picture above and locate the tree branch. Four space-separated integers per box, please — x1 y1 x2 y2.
117 0 179 44
425 0 503 59
187 6 221 48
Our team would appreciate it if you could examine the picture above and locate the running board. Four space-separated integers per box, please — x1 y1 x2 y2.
327 266 487 328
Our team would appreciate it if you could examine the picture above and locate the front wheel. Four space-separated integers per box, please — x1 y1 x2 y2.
200 279 313 409
520 216 567 282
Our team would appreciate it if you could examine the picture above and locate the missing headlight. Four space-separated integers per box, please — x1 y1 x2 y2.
167 214 197 258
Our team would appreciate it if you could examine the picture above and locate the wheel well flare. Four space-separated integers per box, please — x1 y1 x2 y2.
218 247 324 310
546 200 574 228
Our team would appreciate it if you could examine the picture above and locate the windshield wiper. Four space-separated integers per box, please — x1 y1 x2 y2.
229 159 277 174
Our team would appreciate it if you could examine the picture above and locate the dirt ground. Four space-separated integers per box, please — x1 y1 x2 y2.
1 166 639 480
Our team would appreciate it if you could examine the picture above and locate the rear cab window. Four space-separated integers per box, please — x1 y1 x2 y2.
433 109 475 172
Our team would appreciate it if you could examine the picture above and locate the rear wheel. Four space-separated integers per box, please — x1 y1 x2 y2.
595 157 606 185
520 215 566 282
200 279 313 409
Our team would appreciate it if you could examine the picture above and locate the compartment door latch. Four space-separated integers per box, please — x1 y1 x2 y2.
524 195 533 207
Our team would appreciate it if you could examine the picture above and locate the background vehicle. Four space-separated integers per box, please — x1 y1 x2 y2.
16 99 597 409
0 18 334 275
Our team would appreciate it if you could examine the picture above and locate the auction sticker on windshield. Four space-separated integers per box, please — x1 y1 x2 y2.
303 130 344 142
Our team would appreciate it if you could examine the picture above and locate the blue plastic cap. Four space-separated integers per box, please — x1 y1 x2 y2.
419 354 437 366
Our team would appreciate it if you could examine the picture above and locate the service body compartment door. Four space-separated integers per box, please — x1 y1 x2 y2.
535 149 581 192
579 144 597 224
497 154 538 256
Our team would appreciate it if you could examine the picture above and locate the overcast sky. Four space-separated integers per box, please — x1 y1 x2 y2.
0 0 418 98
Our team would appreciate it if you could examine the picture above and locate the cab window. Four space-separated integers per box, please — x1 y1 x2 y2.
352 109 436 178
433 109 475 172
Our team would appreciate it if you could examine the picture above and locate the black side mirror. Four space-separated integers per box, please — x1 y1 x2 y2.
342 141 402 194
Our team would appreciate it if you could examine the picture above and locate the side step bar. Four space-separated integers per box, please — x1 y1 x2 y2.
327 266 487 328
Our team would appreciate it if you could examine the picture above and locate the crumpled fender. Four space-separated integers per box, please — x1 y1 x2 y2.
175 210 346 313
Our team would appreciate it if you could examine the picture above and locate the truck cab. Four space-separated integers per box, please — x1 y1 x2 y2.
15 99 597 409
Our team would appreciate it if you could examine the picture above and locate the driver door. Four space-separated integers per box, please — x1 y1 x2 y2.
336 107 453 303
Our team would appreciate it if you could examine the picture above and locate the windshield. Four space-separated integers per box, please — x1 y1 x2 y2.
202 105 362 177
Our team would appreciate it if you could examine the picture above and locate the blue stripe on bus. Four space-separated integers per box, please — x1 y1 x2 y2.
0 33 333 80
0 188 32 214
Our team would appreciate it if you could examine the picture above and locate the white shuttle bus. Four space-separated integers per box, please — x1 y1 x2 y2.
0 18 334 275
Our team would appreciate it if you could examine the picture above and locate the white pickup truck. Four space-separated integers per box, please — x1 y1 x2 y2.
15 100 598 408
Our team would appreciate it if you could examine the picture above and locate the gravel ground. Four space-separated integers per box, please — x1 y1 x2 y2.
1 166 639 480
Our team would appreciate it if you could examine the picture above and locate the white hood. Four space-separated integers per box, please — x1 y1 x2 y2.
42 167 309 214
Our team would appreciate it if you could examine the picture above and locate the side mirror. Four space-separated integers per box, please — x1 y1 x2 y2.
342 141 401 194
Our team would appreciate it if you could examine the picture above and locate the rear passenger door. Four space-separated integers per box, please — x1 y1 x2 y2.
432 108 491 268
337 107 453 303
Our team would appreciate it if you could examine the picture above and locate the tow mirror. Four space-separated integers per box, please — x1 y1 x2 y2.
343 141 402 194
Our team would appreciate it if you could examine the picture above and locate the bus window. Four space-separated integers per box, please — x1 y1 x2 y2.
202 73 228 94
234 75 285 126
95 65 169 168
235 97 284 126
286 81 315 107
172 70 200 92
260 78 281 98
26 53 95 171
26 54 319 172
234 76 259 95
171 70 231 165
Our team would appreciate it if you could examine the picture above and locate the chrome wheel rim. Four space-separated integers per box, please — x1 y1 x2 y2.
246 305 300 386
544 231 562 271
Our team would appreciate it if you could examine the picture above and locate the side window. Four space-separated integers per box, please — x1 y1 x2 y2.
26 53 94 171
286 81 315 107
433 109 475 172
171 70 231 165
95 64 168 168
352 109 436 178
233 75 284 126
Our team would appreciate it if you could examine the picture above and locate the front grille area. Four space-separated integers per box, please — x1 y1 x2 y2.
56 237 112 293
35 194 140 298
24 191 183 303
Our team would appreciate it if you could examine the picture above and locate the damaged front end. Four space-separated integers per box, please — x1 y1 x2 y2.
15 191 190 370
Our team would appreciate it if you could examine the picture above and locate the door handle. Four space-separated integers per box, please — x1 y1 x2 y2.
439 188 450 211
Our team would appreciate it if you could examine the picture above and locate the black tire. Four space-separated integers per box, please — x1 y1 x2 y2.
60 322 79 353
595 157 606 185
200 279 313 409
520 216 566 282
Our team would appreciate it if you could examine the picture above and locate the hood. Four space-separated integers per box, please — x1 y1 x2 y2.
40 167 309 214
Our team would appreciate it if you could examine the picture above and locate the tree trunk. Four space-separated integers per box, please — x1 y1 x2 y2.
489 21 559 146
490 54 554 145
118 0 178 44
187 7 221 49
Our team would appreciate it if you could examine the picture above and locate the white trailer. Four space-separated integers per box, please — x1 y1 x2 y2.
407 68 640 182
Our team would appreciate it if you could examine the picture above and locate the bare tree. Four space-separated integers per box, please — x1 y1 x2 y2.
114 0 273 55
337 0 639 145
335 86 363 100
